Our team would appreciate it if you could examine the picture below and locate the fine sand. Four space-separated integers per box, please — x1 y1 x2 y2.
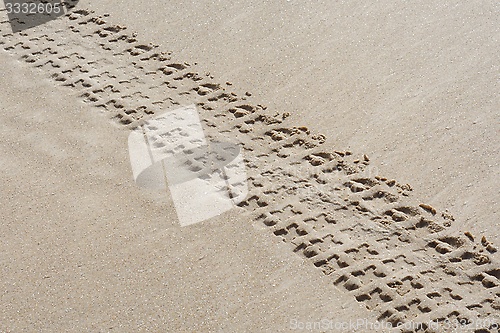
0 2 498 333
84 0 499 234
0 51 380 332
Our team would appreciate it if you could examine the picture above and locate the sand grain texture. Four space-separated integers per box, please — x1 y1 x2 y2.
0 3 499 333
0 51 381 332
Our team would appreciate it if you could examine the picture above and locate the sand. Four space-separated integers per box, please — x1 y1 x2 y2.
0 50 381 332
83 0 499 235
0 2 498 333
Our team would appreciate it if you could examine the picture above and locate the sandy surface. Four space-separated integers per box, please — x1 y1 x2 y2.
0 52 380 332
83 0 499 234
0 2 499 333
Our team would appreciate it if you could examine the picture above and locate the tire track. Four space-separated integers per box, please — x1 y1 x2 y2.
1 9 498 333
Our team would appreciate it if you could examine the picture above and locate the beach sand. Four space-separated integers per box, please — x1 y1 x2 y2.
84 0 499 235
0 2 498 332
0 51 381 332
